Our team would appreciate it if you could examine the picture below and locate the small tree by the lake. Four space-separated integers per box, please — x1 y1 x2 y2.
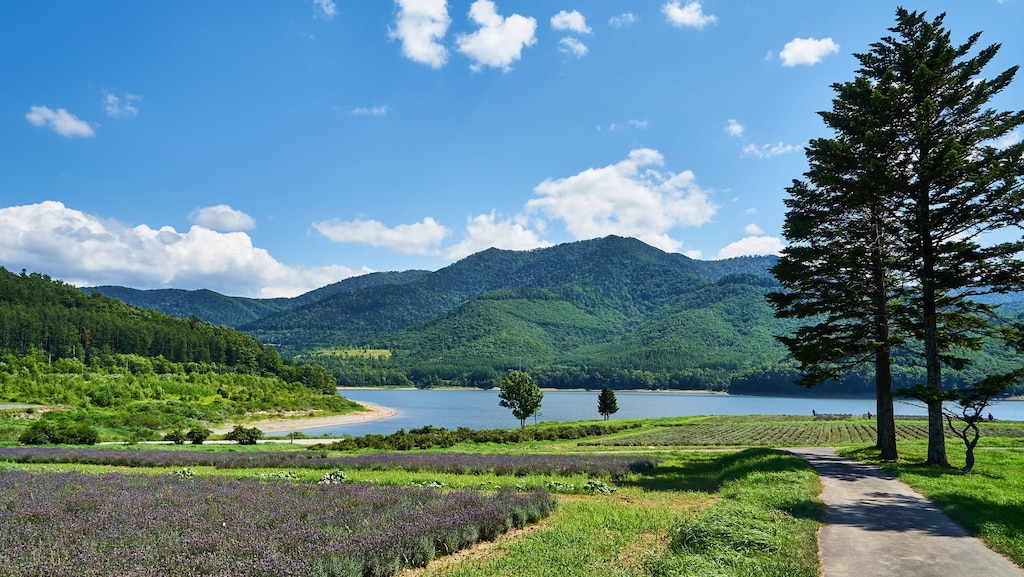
598 386 618 420
498 370 543 429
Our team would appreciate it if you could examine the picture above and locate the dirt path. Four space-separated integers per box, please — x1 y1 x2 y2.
789 447 1024 577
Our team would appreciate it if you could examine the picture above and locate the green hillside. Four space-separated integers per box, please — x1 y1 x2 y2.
0 267 361 443
243 236 777 350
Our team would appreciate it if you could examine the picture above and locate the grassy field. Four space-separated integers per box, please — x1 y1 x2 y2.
2 414 1024 575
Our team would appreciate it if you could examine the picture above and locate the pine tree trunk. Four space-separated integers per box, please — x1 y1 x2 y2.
875 345 898 461
922 269 949 467
871 216 898 461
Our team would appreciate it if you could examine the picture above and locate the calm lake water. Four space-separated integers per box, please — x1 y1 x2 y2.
270 389 1024 437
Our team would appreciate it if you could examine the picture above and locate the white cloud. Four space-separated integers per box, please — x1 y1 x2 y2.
0 201 363 298
25 106 95 138
742 142 801 158
603 119 648 132
715 236 785 259
558 37 588 58
389 0 451 68
313 216 451 254
551 10 591 34
103 93 140 117
725 119 744 137
352 105 391 116
313 0 337 20
779 37 839 67
446 212 552 260
609 13 638 28
456 0 537 72
744 223 764 235
188 205 256 231
993 130 1021 150
662 1 717 29
526 148 718 253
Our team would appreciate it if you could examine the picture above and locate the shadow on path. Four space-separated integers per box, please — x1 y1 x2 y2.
788 447 1024 577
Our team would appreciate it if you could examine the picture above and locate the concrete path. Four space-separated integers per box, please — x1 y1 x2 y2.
788 447 1024 577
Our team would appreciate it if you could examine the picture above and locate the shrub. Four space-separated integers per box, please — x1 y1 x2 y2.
185 426 211 445
224 425 263 445
18 420 99 445
163 429 187 444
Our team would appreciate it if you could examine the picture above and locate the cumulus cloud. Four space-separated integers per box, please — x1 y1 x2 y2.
103 93 140 117
609 13 638 27
715 236 785 259
742 142 801 158
0 201 364 298
313 216 451 254
352 105 391 116
725 119 744 137
779 37 839 66
558 37 588 58
25 106 95 138
663 1 717 29
744 223 764 235
526 148 718 253
550 10 591 34
390 0 451 68
313 0 337 20
456 0 537 72
446 212 552 260
188 205 256 231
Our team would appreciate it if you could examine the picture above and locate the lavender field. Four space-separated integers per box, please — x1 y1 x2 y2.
0 447 659 478
0 469 556 577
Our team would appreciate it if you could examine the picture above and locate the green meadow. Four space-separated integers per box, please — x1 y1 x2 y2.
3 414 1024 575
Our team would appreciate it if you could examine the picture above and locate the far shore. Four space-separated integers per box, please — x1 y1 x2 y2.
210 401 397 435
335 386 728 394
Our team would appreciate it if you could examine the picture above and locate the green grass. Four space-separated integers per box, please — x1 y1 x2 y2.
842 441 1024 566
409 449 822 577
16 414 1024 576
0 444 824 577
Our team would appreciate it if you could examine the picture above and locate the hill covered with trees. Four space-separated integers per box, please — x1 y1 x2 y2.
0 267 361 442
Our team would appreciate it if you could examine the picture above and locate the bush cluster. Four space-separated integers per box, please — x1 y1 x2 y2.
17 419 99 445
317 422 642 451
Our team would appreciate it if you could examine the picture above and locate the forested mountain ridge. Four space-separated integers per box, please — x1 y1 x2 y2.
87 270 430 328
241 236 778 350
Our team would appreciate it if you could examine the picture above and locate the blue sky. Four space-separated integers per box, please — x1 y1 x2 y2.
2 1 1022 298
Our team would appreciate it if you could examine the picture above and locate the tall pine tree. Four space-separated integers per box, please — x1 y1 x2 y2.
771 9 1024 466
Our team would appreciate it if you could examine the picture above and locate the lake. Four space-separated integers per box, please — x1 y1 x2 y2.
270 389 1024 437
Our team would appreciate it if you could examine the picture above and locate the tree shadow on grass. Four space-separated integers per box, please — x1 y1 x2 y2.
621 448 825 522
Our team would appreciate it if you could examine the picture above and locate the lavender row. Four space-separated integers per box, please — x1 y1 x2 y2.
0 469 556 577
0 447 659 478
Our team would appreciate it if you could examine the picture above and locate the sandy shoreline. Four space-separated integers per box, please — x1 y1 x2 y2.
210 401 397 434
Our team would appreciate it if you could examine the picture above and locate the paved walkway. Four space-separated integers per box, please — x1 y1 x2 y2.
788 447 1024 577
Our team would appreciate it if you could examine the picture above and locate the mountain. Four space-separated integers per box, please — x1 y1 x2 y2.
241 236 779 350
86 270 430 328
